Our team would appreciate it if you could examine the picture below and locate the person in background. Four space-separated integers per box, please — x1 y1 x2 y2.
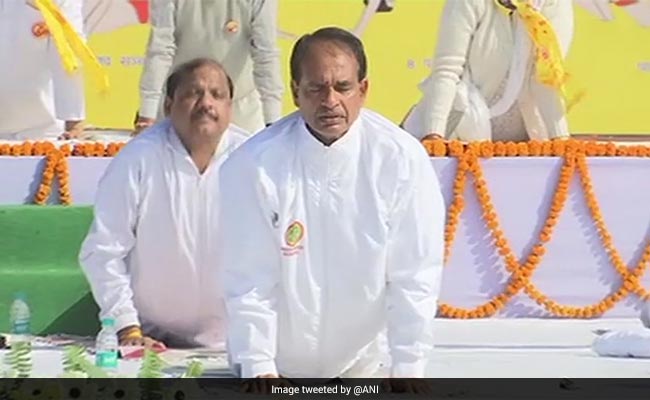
80 58 247 349
0 0 88 140
134 0 283 135
219 27 444 392
402 0 577 143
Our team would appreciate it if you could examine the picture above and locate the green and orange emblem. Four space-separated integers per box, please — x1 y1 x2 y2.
284 221 305 248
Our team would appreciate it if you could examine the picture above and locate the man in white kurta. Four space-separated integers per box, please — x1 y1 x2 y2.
80 58 247 349
136 0 283 135
219 28 444 384
0 0 85 140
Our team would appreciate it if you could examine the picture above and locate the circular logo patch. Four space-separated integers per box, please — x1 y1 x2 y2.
284 221 304 248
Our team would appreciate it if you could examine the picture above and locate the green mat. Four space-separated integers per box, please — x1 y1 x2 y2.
0 206 100 336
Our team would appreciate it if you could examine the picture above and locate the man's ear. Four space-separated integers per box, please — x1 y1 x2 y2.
163 97 172 117
359 79 369 99
291 80 300 108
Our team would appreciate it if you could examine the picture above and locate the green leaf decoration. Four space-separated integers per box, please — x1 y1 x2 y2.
181 360 204 378
60 345 109 378
138 349 166 378
77 359 110 379
5 341 32 378
62 345 87 374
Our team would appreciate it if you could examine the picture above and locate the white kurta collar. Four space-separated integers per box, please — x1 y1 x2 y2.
163 119 230 176
296 115 362 163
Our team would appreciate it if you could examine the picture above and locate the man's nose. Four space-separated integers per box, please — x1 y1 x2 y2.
197 92 215 109
321 87 339 108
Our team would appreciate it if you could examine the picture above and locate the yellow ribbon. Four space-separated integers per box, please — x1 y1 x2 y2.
33 0 109 93
495 0 585 112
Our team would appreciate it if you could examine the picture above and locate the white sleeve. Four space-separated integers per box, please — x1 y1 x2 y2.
78 149 141 331
139 0 176 119
249 0 284 124
50 0 85 122
421 0 483 135
219 153 281 378
386 148 445 378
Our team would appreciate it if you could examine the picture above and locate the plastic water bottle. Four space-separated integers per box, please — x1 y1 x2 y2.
95 317 119 374
9 292 31 342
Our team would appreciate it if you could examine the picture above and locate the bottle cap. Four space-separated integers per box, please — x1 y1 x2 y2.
101 318 115 327
14 292 27 301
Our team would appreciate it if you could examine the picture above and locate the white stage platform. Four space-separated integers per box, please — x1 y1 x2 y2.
2 319 649 378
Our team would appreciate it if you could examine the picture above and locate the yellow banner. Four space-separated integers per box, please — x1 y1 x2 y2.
84 0 650 134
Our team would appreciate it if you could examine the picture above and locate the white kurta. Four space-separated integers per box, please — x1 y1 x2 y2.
219 109 445 378
79 119 247 349
0 0 85 139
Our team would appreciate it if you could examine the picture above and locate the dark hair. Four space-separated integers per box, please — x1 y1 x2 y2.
165 58 234 100
290 27 367 83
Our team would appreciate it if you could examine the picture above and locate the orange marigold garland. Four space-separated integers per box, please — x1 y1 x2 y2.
60 143 72 157
439 149 575 318
33 150 60 205
106 142 124 157
0 141 126 157
421 139 650 159
434 139 650 318
575 154 650 302
0 141 127 205
443 152 470 263
55 155 72 205
0 141 125 205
